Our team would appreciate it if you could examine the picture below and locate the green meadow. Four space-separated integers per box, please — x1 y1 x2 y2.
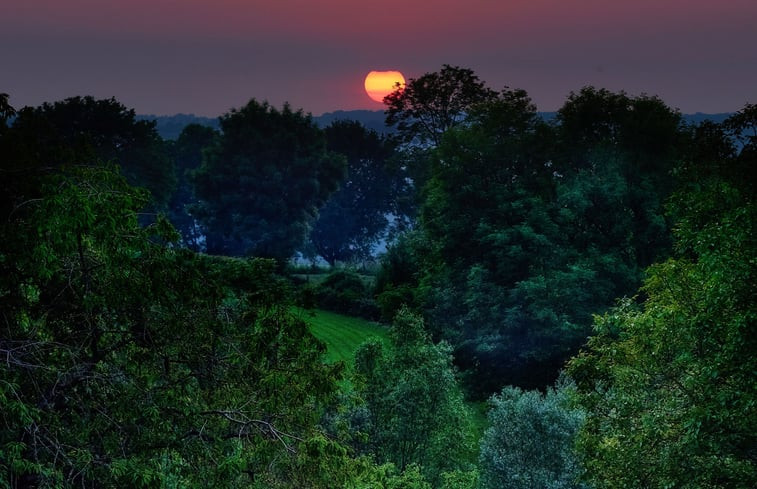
296 308 389 365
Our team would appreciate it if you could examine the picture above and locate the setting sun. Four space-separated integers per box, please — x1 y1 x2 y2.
364 70 405 103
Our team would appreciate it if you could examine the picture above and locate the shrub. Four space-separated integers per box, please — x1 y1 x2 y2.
315 270 380 320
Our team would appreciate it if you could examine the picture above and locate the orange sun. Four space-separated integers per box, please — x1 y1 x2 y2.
364 70 405 103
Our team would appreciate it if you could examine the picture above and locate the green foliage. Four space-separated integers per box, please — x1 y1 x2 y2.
723 103 757 194
191 100 345 261
349 308 474 486
0 165 349 487
568 179 757 488
478 380 586 489
351 461 432 489
384 80 684 394
374 231 429 322
439 468 479 489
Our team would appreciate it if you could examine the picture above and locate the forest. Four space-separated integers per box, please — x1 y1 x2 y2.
0 65 755 488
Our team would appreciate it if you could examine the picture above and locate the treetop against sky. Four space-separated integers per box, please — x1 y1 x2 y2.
2 0 756 116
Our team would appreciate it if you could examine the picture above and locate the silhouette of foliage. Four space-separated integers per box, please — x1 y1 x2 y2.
191 100 345 262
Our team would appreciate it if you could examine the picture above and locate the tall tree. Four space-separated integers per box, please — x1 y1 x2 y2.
399 88 567 392
168 123 220 250
379 85 687 395
191 100 345 261
384 64 497 146
350 308 473 486
309 120 405 265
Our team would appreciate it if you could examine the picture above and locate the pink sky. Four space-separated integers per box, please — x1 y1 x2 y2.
2 0 755 116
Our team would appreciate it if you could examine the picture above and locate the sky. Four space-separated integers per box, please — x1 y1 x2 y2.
2 0 756 117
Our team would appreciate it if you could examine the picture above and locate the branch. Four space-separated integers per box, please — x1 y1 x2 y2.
200 410 303 453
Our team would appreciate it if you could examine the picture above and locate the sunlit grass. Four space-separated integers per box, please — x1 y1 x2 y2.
295 308 389 365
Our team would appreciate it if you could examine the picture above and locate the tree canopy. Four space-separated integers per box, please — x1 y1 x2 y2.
167 123 220 250
384 64 497 146
348 308 474 486
479 380 586 489
191 100 345 261
376 81 686 394
3 96 174 208
308 120 405 265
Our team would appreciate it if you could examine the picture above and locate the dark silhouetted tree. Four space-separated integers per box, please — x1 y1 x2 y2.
380 85 687 395
0 93 15 131
309 120 405 265
384 64 497 146
5 96 174 208
168 123 220 249
191 100 345 261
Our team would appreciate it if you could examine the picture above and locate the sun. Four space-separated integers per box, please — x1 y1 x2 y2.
364 70 405 103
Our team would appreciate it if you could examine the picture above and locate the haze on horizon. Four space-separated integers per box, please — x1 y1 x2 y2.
2 0 755 117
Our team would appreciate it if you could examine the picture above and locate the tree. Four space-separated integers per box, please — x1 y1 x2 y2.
555 87 682 266
568 177 757 488
167 123 220 249
478 380 586 489
381 85 686 395
723 103 757 193
191 100 345 261
384 64 497 146
0 164 351 488
5 95 174 208
309 120 404 265
0 93 15 132
407 88 569 392
349 308 473 486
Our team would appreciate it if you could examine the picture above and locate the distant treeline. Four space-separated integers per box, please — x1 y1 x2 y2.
139 109 734 140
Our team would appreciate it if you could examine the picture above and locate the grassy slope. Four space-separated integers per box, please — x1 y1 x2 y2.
296 308 389 365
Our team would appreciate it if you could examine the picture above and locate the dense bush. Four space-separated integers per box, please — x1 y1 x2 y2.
314 270 380 320
478 380 586 489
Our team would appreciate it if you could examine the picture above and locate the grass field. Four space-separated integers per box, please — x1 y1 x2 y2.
295 308 389 365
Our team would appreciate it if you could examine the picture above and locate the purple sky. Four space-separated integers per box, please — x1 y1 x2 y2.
2 0 755 116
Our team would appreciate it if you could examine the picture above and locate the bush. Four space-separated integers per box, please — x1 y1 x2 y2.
314 270 380 320
375 284 417 323
479 379 586 489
